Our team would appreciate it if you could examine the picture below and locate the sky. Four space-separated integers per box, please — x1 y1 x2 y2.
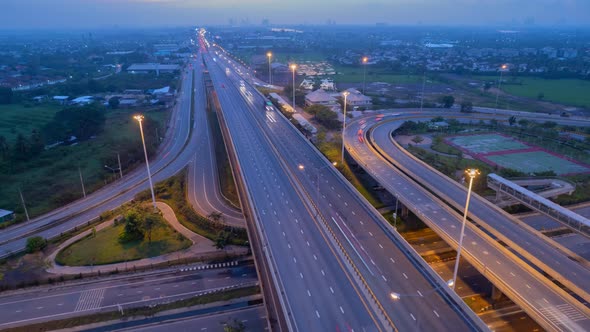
1 0 589 29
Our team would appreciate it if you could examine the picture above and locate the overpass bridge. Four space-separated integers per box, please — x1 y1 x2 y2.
488 173 590 239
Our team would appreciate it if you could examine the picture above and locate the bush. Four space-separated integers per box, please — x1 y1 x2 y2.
26 236 47 253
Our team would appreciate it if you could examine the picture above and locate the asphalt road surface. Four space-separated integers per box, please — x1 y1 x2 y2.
206 42 485 331
344 111 590 331
116 305 267 332
0 264 257 329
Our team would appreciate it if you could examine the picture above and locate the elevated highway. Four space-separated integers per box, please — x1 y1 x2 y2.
344 112 590 331
205 41 486 331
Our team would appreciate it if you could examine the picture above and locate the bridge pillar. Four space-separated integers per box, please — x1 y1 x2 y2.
491 284 503 301
401 204 409 217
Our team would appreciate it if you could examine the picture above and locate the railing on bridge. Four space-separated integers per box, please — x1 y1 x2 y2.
487 173 590 238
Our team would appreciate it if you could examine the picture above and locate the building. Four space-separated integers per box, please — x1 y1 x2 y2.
71 96 94 105
305 89 340 111
52 95 69 105
319 79 335 91
127 63 181 75
0 209 14 223
343 88 372 107
299 78 314 90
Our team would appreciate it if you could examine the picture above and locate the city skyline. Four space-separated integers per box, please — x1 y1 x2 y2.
1 0 590 29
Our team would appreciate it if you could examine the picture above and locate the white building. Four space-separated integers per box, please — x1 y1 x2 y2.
343 88 372 107
305 89 340 112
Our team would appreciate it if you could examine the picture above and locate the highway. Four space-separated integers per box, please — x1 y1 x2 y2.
0 264 258 329
0 51 242 256
206 41 485 331
344 112 590 331
204 50 384 332
114 305 267 332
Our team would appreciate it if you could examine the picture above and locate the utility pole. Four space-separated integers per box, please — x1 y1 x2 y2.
117 153 123 178
18 188 30 222
78 167 86 198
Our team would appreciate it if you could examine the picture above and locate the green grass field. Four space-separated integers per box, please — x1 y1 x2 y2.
474 76 590 108
486 151 589 175
0 104 62 142
447 134 529 154
0 108 169 221
333 65 423 84
55 217 191 266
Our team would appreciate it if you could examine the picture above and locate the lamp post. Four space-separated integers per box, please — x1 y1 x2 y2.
341 91 350 165
362 56 368 94
494 64 507 112
134 115 157 210
290 63 297 109
298 162 338 214
266 52 272 85
451 168 479 289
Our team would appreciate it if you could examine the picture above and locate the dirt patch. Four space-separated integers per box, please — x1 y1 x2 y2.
0 251 51 288
395 135 432 146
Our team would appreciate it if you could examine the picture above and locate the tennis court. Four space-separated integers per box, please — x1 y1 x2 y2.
446 133 529 154
485 151 589 175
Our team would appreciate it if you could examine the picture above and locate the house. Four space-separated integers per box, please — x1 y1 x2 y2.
0 209 14 223
305 89 340 112
71 96 94 105
320 79 335 91
300 78 314 90
343 88 372 107
52 95 69 105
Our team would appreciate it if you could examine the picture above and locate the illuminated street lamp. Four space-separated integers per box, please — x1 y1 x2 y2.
451 168 480 289
266 51 273 85
134 115 157 210
390 279 454 301
341 91 350 165
362 56 368 94
290 63 297 109
298 162 338 213
494 64 508 111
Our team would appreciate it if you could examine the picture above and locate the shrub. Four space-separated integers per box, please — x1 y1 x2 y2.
25 236 47 253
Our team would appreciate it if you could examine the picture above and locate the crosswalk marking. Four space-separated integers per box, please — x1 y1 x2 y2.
539 304 586 327
75 288 105 312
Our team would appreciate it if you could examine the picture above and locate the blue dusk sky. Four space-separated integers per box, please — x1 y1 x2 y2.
2 0 589 29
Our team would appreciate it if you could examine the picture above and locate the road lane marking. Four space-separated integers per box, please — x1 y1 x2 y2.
330 287 334 294
410 313 416 321
403 273 408 279
340 306 344 314
433 310 440 318
390 258 395 263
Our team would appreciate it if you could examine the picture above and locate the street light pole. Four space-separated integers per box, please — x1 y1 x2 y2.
18 188 30 222
78 167 86 198
341 91 350 165
362 56 368 94
451 168 479 289
117 153 123 178
495 64 507 112
298 162 337 216
266 52 272 85
290 64 297 110
134 115 157 210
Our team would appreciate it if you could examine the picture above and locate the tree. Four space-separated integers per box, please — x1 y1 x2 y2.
304 104 330 116
12 133 30 161
214 231 230 249
26 236 47 253
0 87 13 104
508 116 516 126
207 211 224 222
315 108 339 129
0 135 8 159
412 136 424 144
460 100 473 113
43 106 106 142
143 213 161 243
108 97 120 109
537 92 545 100
223 319 245 332
483 82 492 91
440 95 455 108
30 129 44 155
119 209 144 243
